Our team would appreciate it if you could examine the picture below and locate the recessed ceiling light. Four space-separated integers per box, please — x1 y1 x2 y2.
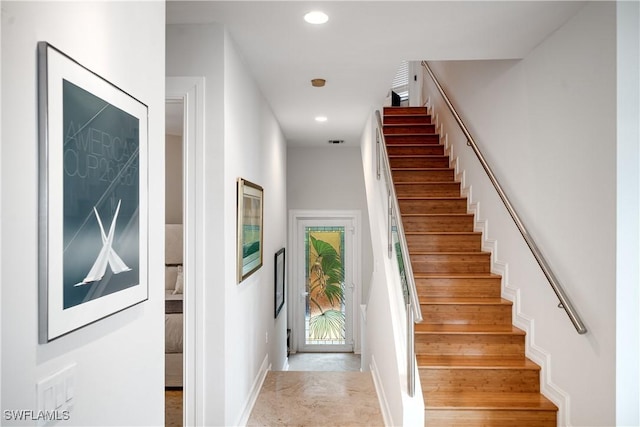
304 11 329 25
315 116 328 122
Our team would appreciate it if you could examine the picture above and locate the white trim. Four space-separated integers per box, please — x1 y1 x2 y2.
236 355 271 427
166 76 205 427
408 61 423 107
0 10 3 410
288 210 362 354
370 355 392 427
616 3 640 425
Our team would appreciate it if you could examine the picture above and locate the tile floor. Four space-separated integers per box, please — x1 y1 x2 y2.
247 370 384 427
286 352 362 371
165 353 381 427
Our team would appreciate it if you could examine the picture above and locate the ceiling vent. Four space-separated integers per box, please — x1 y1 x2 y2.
328 139 345 145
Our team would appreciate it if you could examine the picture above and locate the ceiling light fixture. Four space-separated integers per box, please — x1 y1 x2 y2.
315 116 328 122
304 11 329 25
311 78 326 87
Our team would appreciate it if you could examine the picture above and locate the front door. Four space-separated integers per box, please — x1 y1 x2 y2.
293 215 356 353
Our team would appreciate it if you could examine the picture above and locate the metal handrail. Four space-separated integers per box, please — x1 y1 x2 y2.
375 110 423 397
375 110 423 325
421 60 587 335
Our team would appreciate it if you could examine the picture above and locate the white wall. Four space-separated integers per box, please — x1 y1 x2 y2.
616 1 640 425
165 134 183 224
1 2 165 426
287 146 373 306
222 30 288 425
0 0 4 412
167 23 288 426
424 3 616 425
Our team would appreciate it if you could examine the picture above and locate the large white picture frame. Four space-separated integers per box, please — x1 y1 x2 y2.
38 42 149 342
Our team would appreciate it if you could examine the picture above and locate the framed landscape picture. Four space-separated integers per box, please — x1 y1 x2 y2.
237 178 263 283
38 42 149 342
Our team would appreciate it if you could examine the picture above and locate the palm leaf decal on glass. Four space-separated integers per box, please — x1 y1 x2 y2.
307 235 345 341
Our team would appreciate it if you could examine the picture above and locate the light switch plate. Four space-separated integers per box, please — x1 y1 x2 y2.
36 364 76 426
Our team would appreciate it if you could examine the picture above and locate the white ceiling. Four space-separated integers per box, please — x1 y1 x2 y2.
166 1 585 146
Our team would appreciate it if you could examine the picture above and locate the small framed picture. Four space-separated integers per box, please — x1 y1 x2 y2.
274 248 285 318
38 42 148 342
237 178 263 282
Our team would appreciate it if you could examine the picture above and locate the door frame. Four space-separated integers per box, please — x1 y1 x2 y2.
166 77 204 426
288 210 362 354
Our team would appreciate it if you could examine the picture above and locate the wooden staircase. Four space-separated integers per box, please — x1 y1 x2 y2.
383 107 558 427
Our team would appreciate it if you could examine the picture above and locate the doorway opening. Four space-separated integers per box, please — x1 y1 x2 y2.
164 99 184 427
165 76 204 427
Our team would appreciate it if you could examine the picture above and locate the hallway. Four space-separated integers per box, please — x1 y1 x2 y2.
247 353 384 426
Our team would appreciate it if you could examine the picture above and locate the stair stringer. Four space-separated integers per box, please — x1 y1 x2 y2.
432 113 572 427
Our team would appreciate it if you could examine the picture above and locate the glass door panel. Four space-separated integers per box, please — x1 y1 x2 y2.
305 226 346 346
296 218 354 353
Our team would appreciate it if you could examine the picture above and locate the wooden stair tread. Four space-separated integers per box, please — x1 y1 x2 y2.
384 113 431 119
394 181 460 186
396 181 458 185
385 143 442 146
406 231 482 236
398 196 465 200
384 123 434 127
385 132 439 136
415 324 524 334
416 355 540 370
421 297 512 305
388 154 447 158
391 167 454 171
414 273 501 279
384 106 428 114
411 251 491 256
402 213 472 216
425 392 557 411
384 113 430 116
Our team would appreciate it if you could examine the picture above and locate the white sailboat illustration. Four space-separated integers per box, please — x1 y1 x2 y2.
75 199 131 286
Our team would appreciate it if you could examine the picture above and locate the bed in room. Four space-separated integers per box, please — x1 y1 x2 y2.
165 224 183 388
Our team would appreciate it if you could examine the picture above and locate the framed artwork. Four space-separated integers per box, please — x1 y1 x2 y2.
274 248 285 318
38 42 148 342
237 178 263 282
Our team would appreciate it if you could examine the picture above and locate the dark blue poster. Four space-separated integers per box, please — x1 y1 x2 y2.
62 79 140 309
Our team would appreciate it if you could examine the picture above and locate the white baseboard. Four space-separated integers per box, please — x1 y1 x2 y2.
369 355 392 427
236 354 270 426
